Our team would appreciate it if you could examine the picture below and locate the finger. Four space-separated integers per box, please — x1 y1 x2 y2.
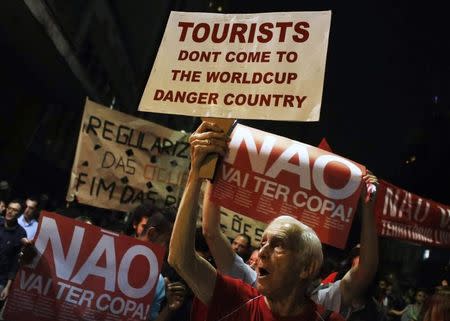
189 132 228 145
192 144 227 157
195 121 224 134
168 284 187 291
190 138 228 149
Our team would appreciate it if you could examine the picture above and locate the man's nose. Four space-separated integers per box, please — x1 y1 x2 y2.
258 244 269 260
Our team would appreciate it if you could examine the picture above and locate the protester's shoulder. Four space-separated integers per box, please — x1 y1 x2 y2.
218 272 259 297
230 253 257 286
17 224 27 238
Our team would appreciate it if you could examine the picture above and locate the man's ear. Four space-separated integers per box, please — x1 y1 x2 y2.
299 260 320 280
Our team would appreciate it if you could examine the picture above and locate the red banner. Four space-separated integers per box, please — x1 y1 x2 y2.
211 124 365 249
4 211 165 321
375 180 450 247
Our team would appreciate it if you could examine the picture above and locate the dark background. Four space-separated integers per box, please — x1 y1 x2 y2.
0 0 448 288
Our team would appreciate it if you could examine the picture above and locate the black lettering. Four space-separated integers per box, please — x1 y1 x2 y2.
176 142 190 159
117 125 130 145
75 173 88 191
151 138 162 154
146 191 158 204
254 228 264 243
126 159 136 175
116 157 126 172
102 120 115 141
162 138 174 155
132 190 144 204
232 215 242 233
90 176 96 196
120 185 135 203
96 178 116 199
243 223 251 237
101 151 115 168
128 129 140 148
86 116 101 136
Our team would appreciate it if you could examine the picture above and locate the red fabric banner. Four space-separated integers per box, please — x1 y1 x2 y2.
211 124 366 249
375 180 450 247
4 211 165 321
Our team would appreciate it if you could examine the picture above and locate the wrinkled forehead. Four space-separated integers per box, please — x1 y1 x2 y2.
263 220 301 251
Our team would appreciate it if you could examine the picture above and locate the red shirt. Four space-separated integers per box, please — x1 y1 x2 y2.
192 273 344 321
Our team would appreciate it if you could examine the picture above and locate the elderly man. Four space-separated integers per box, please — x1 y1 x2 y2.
168 121 342 320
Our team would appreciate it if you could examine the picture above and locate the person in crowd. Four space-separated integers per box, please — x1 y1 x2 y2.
136 207 187 321
0 200 6 217
127 202 159 237
168 121 343 321
247 248 260 270
390 289 427 321
17 197 39 240
383 273 405 320
231 233 251 260
0 200 27 308
418 286 449 321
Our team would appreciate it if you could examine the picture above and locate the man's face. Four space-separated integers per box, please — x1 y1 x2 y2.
5 202 21 223
415 291 426 304
24 199 38 219
255 223 302 299
247 249 259 270
134 216 149 238
0 201 5 213
138 226 172 246
232 235 249 257
378 280 387 290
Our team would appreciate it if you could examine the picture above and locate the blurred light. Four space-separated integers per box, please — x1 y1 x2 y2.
405 155 416 164
423 249 430 260
217 6 223 12
209 1 213 8
433 95 439 104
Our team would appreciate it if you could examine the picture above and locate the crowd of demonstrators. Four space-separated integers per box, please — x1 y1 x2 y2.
0 121 449 321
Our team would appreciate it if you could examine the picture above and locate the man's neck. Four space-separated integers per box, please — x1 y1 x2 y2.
5 219 16 229
264 287 308 317
24 215 33 223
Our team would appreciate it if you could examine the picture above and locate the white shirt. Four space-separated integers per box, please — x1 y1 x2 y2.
17 214 38 240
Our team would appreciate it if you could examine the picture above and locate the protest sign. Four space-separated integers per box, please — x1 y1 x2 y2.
4 211 165 321
210 124 365 249
139 11 331 121
197 189 267 248
67 99 190 212
375 180 450 247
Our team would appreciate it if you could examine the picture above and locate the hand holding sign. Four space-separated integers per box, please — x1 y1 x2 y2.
361 170 378 205
188 121 228 176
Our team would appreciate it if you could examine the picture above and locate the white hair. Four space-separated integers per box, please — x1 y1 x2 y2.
268 215 323 279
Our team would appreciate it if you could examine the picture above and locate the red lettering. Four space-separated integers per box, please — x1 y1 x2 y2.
293 21 310 42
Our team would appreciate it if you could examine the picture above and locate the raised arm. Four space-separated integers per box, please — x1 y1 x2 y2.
168 121 228 305
340 171 379 305
202 181 236 272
